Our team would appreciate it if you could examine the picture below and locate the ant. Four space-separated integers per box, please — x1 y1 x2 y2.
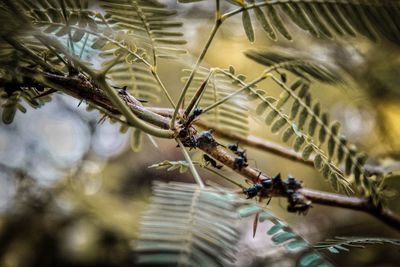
113 85 148 103
243 174 311 216
203 154 223 169
178 108 204 149
228 142 248 170
184 108 202 128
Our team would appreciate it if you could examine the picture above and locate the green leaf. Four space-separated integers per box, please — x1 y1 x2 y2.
242 10 255 43
272 232 297 243
293 136 305 152
271 117 286 133
282 126 295 142
267 222 285 235
256 101 269 115
302 144 314 160
254 6 277 41
286 239 308 252
266 5 292 41
314 154 323 170
290 100 300 119
265 110 278 125
130 128 143 152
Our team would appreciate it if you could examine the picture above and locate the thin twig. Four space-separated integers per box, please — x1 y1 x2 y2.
171 13 222 129
176 139 205 188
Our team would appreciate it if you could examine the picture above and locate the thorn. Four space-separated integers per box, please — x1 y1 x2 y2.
77 99 83 107
252 212 259 238
97 114 107 125
33 89 57 99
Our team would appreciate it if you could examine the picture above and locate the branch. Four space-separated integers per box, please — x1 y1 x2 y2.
299 188 400 231
195 120 314 167
7 71 400 232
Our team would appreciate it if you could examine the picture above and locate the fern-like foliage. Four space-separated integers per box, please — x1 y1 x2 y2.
211 68 355 194
244 50 383 202
136 182 333 267
182 67 250 136
99 0 187 63
148 160 191 173
134 182 241 266
315 236 400 254
239 204 333 267
245 48 343 84
182 0 400 46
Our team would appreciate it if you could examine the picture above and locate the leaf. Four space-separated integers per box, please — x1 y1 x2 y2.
314 154 323 170
267 222 285 235
315 237 400 255
254 6 277 41
135 182 241 266
130 128 143 152
266 6 292 41
271 117 286 133
293 136 305 152
242 10 255 43
302 144 314 160
282 126 295 142
290 100 301 119
265 110 278 125
245 49 342 84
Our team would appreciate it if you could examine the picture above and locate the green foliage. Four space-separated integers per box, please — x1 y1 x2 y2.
315 237 400 254
99 0 187 62
148 160 190 173
0 82 51 124
240 206 334 267
211 68 355 194
134 182 241 266
248 52 382 201
245 48 343 84
181 0 400 45
136 182 334 267
182 67 250 136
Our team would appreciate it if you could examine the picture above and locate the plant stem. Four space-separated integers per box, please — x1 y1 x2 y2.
184 69 214 117
152 68 176 108
298 188 400 232
176 139 205 188
221 0 272 22
97 78 174 138
171 19 222 129
3 36 61 75
202 72 269 114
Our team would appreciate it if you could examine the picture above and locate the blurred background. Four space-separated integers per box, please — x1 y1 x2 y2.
0 1 400 266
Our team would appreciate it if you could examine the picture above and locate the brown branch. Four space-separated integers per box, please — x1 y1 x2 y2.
6 71 400 232
195 120 315 167
299 188 400 231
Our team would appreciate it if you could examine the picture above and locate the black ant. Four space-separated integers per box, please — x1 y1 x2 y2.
203 154 222 169
178 108 204 149
113 85 148 103
184 108 202 128
228 142 248 170
243 174 311 215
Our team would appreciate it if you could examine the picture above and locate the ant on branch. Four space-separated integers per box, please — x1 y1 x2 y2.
178 108 203 149
227 142 248 170
242 173 311 237
243 173 312 215
203 154 223 169
113 85 148 104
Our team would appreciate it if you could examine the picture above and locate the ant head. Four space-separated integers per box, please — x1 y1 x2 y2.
272 173 281 182
261 179 273 189
193 108 203 116
227 143 238 151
